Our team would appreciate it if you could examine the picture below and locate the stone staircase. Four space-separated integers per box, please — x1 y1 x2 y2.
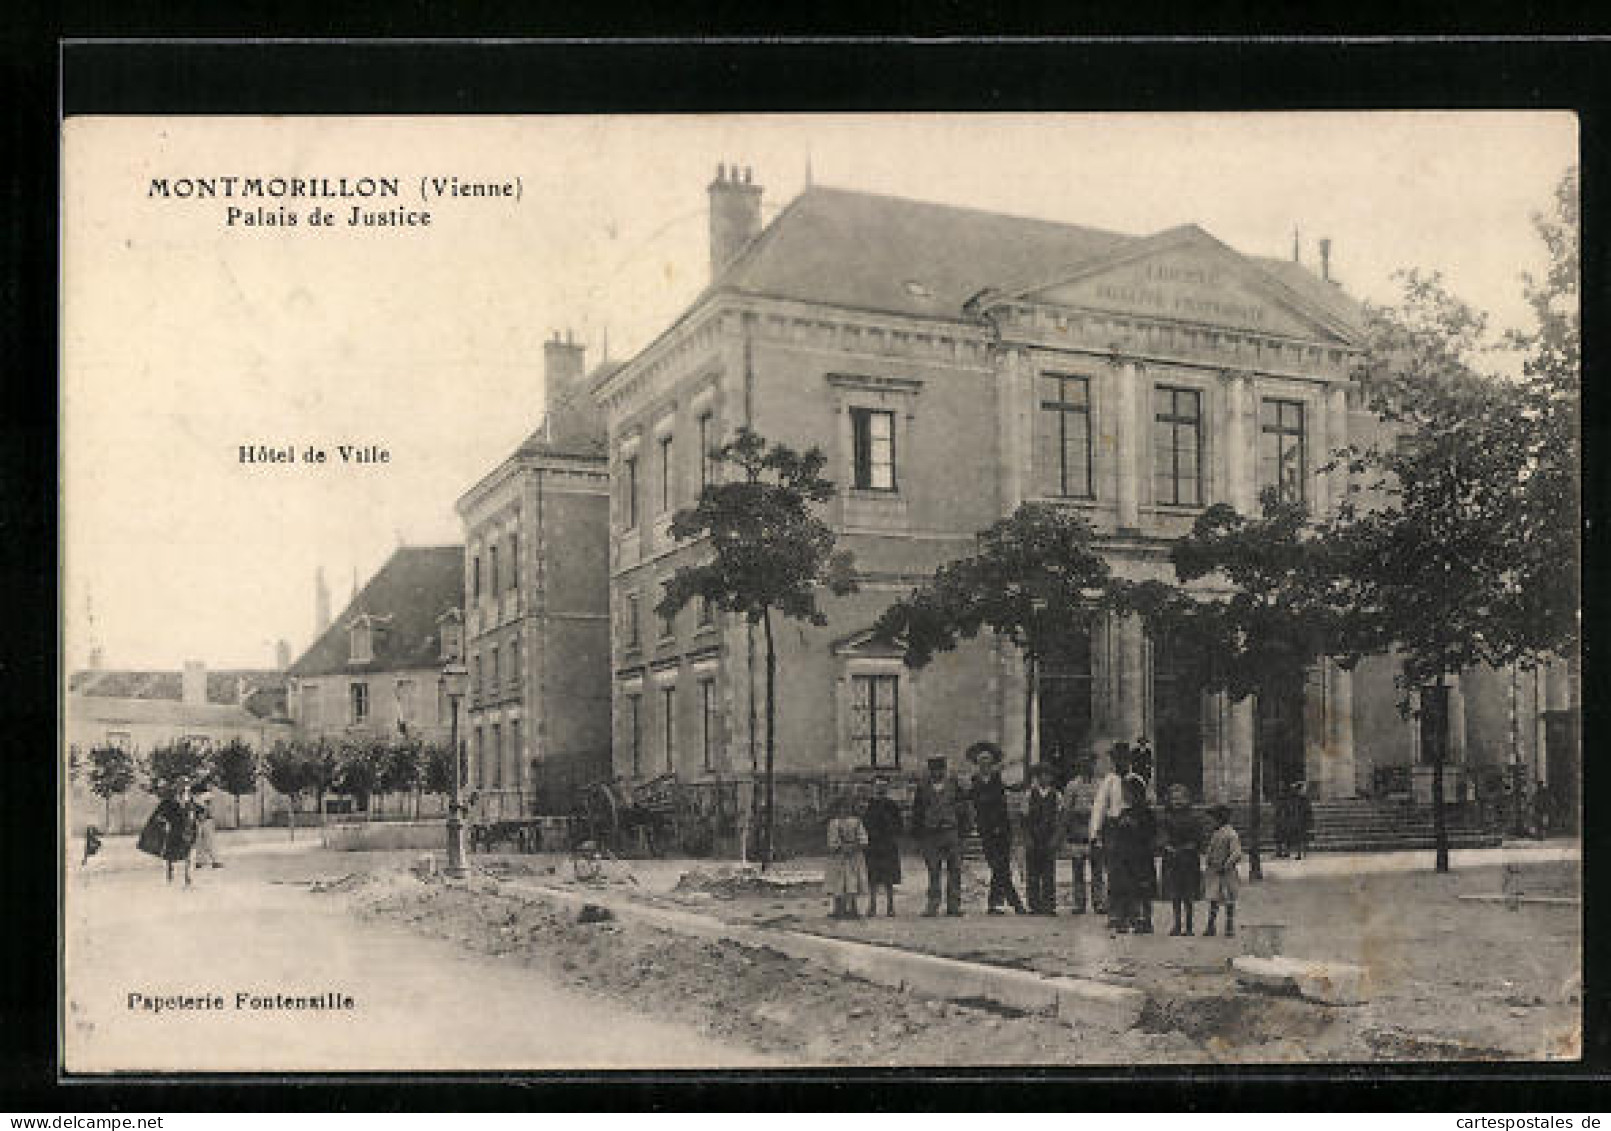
965 797 1503 858
1228 798 1503 854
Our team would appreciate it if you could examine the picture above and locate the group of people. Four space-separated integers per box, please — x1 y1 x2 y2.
822 739 1245 938
133 779 224 885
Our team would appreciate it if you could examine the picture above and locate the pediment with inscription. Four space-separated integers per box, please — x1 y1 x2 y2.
1020 230 1357 345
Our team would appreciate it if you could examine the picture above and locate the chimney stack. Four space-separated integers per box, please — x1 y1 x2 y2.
708 162 763 281
182 660 207 707
542 329 597 444
1318 237 1333 283
275 638 291 670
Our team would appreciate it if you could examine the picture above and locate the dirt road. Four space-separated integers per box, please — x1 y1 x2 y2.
63 851 777 1072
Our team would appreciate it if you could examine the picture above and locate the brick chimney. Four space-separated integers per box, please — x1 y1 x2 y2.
1318 237 1333 283
182 660 207 706
542 329 598 444
708 163 763 281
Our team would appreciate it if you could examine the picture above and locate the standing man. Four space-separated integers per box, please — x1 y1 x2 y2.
910 754 968 917
1086 742 1131 918
1060 752 1099 914
967 741 1027 915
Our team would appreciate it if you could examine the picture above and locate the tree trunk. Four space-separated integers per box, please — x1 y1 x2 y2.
288 798 297 842
762 606 777 872
104 795 111 832
1023 653 1036 781
235 793 242 829
1248 694 1264 882
1432 674 1451 873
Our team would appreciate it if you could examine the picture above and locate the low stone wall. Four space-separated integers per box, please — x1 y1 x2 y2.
322 820 446 852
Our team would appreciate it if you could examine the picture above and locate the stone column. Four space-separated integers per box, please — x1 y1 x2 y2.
1225 697 1256 801
1202 691 1230 803
1323 661 1356 799
1327 385 1350 518
1309 392 1330 516
999 347 1028 513
1224 372 1254 514
1113 613 1146 744
1113 358 1141 530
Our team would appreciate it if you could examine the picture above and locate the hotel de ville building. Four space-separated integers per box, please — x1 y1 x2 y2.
586 166 1576 843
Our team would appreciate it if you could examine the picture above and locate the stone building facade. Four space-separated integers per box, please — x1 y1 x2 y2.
455 333 614 818
287 544 465 750
589 167 1575 820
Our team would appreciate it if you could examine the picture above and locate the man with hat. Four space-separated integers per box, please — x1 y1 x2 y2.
910 753 969 916
1085 741 1131 917
966 741 1027 915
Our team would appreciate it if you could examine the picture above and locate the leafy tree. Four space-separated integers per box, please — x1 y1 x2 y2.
1113 491 1347 881
383 738 425 819
144 739 211 798
212 738 258 828
263 740 315 839
335 739 387 819
421 740 455 803
1329 168 1579 871
871 502 1112 774
87 744 137 832
656 427 857 868
308 738 339 823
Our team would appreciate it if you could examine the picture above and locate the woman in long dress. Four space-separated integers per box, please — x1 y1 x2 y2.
137 783 199 886
823 795 869 920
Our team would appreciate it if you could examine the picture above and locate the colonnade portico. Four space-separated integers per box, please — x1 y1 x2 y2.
983 238 1361 800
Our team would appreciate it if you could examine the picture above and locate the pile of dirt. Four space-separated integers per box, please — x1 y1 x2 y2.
341 869 1193 1066
672 865 822 900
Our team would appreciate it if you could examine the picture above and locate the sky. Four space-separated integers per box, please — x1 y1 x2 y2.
61 111 1577 670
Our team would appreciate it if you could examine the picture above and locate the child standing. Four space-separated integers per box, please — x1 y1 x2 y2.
824 795 870 920
1024 765 1061 914
861 775 903 917
1203 804 1243 938
1159 784 1204 935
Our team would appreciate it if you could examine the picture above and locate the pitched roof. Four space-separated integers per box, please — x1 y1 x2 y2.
68 668 289 719
288 545 464 678
708 183 1364 334
69 693 274 730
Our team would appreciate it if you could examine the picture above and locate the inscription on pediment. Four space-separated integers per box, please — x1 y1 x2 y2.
1032 250 1333 341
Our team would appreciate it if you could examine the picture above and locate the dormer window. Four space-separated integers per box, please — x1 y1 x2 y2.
437 607 464 662
350 619 374 664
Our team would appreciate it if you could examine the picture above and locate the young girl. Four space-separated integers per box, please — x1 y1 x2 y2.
1159 784 1204 935
1203 804 1243 938
824 795 870 920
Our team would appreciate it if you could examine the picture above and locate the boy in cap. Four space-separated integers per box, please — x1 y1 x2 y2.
966 741 1027 915
1024 764 1061 914
910 754 968 916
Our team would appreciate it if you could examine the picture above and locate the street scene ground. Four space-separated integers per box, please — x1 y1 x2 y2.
64 830 1581 1070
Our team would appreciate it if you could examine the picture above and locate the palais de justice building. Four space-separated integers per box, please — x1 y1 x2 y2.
589 167 1571 817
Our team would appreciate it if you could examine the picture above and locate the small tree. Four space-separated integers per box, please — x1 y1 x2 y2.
87 744 137 832
212 738 259 828
384 738 424 819
335 740 386 819
144 739 211 798
872 503 1112 776
1114 491 1347 881
1331 249 1577 871
422 740 455 811
262 740 314 839
656 427 856 869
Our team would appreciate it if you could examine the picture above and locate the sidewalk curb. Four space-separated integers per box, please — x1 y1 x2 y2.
504 878 1145 1031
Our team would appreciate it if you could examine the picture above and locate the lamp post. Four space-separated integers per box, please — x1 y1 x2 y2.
439 661 469 878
